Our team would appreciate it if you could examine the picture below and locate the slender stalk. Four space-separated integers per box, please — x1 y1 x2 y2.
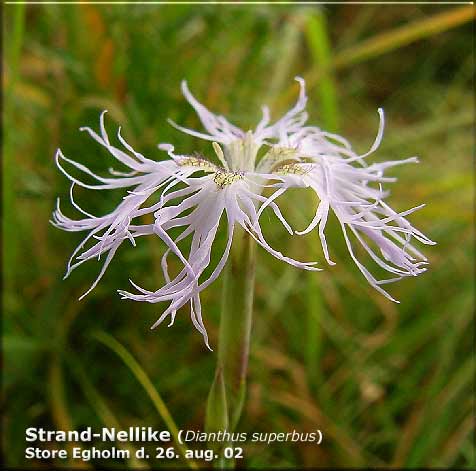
218 228 256 429
205 227 256 468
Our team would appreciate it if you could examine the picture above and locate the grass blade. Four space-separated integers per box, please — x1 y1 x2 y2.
332 6 475 70
67 354 149 469
3 4 26 289
305 10 339 132
92 331 198 470
282 6 475 103
303 9 338 391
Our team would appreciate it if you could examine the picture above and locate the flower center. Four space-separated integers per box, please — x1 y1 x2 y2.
213 170 244 188
179 156 218 172
274 162 309 175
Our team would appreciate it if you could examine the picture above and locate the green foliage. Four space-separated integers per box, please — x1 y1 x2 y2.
3 4 473 469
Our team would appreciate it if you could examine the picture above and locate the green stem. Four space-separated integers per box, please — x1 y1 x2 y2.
205 227 256 468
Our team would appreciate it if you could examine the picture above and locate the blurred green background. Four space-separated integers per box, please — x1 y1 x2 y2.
3 3 474 469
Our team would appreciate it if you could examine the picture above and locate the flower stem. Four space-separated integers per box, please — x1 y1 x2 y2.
205 227 256 467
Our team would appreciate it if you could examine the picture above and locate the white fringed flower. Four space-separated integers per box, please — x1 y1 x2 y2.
53 78 434 347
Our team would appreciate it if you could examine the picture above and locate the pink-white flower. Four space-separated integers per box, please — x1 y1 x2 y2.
52 78 434 348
